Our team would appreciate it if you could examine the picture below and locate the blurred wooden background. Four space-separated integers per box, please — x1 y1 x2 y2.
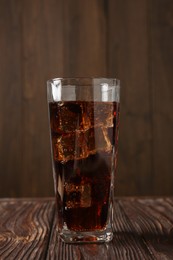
0 0 173 197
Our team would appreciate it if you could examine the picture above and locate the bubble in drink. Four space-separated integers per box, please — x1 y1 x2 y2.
49 101 120 231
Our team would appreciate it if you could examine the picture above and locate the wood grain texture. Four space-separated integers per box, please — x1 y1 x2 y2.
0 198 173 259
0 0 22 197
47 198 173 259
150 0 173 195
0 198 54 259
120 197 173 259
0 0 173 197
20 0 55 196
108 0 153 195
47 200 154 259
63 0 107 76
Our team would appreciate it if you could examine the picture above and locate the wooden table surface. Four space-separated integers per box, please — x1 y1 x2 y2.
0 197 173 259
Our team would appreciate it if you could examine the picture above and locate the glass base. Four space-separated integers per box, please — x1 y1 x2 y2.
59 228 113 244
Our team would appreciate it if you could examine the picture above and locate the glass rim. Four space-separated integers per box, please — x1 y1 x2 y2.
47 77 120 85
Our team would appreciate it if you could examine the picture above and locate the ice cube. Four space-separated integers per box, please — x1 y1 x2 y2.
80 183 91 207
50 101 114 135
95 127 112 152
52 126 112 162
93 103 114 127
50 102 83 133
80 102 114 129
64 182 91 208
52 131 88 162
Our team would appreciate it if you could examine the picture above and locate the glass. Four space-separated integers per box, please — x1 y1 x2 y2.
47 78 120 243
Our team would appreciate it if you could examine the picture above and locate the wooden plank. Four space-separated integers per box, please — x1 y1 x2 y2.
120 197 173 259
63 0 107 76
108 0 153 195
150 0 173 195
46 200 153 259
20 0 65 196
0 198 55 259
0 0 22 197
1 0 172 199
0 198 172 259
42 0 64 79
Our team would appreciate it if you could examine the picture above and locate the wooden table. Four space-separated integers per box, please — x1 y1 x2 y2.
0 197 173 259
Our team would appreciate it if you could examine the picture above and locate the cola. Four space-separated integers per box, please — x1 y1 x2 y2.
49 101 119 232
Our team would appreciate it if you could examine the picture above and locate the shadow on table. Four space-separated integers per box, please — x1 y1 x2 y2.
70 230 173 259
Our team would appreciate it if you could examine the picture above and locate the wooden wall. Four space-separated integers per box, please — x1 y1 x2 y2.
0 0 173 197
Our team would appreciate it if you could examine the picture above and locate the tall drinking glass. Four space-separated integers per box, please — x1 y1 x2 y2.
47 78 120 243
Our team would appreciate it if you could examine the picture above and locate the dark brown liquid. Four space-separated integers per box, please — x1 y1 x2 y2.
49 101 119 231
